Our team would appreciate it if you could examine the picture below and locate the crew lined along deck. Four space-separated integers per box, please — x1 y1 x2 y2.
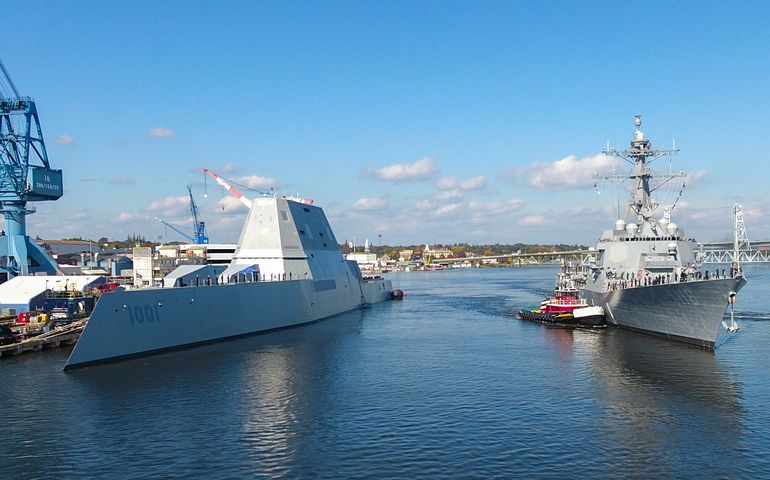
605 266 743 291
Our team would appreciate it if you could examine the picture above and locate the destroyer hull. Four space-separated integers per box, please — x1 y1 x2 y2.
582 276 746 348
65 278 392 369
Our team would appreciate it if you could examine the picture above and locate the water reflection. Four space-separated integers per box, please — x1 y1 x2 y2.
588 328 744 477
236 311 366 475
540 325 575 360
62 309 367 478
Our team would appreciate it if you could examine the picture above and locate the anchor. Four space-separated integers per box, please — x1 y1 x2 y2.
722 291 739 333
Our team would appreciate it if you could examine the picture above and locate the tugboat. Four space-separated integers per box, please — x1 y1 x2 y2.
518 262 606 327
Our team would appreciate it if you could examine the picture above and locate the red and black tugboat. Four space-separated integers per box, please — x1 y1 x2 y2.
518 263 606 327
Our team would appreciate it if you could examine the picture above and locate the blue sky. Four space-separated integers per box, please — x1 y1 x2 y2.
3 1 769 246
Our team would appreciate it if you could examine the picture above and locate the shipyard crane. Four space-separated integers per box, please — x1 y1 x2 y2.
154 186 209 244
154 217 196 244
201 168 253 208
201 167 313 208
187 185 208 244
0 59 63 278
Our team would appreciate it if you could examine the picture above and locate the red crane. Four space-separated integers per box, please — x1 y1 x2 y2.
201 168 253 209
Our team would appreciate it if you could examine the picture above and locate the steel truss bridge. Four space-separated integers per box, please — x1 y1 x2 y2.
433 243 770 267
433 250 595 266
697 241 770 264
434 205 770 265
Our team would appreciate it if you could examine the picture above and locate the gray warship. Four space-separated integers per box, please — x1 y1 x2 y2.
65 195 395 369
580 116 745 348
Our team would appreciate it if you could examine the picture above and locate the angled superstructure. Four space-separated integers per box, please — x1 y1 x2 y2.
65 195 394 369
582 116 745 347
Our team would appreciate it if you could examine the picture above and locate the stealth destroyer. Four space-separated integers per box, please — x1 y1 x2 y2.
581 116 745 348
65 195 395 369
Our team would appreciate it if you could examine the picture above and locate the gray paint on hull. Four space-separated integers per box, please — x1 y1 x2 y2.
583 276 745 347
66 277 392 369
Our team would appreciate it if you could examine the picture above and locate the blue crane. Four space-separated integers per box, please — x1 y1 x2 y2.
0 59 63 278
187 185 208 244
154 186 208 245
154 217 195 244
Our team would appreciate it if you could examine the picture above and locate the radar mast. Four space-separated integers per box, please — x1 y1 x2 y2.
597 116 684 233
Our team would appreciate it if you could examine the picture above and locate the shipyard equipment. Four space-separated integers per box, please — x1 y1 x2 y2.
0 59 63 278
154 217 196 244
155 186 209 244
188 185 208 244
202 168 253 208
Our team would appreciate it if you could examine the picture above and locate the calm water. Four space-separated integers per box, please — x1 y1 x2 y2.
2 265 770 479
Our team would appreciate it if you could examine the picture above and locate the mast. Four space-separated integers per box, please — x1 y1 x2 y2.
598 116 683 230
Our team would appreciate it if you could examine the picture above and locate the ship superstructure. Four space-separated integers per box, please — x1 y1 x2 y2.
582 116 745 347
65 195 394 369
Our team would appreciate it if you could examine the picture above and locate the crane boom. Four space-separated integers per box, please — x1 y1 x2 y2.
202 168 253 209
155 217 195 243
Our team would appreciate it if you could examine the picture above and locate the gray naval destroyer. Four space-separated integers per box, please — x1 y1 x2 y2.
580 116 745 348
65 195 395 369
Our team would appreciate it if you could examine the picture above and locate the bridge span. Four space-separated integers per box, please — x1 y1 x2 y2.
430 205 768 265
430 240 770 267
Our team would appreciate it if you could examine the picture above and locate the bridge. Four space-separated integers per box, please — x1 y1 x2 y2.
431 249 594 266
430 205 769 265
697 241 770 263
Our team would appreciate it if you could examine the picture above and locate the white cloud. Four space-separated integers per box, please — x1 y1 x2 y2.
499 153 623 190
215 195 251 213
148 127 175 138
363 157 438 183
236 175 277 190
437 175 487 191
145 196 189 216
685 169 708 187
55 134 75 146
435 190 465 201
68 212 90 221
352 197 389 211
468 199 525 217
437 176 458 190
220 163 241 174
520 214 547 226
116 212 142 222
460 176 487 191
435 202 463 216
414 199 435 210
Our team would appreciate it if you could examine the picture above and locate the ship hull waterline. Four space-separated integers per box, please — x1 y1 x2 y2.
582 276 746 348
65 277 392 370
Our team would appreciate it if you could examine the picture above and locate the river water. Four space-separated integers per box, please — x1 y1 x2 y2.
2 265 769 479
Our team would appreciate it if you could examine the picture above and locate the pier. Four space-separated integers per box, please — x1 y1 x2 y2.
0 319 85 359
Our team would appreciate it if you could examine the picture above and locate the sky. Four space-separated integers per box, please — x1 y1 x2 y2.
3 1 770 246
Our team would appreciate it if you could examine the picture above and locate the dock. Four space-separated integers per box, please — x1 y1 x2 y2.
0 319 86 358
